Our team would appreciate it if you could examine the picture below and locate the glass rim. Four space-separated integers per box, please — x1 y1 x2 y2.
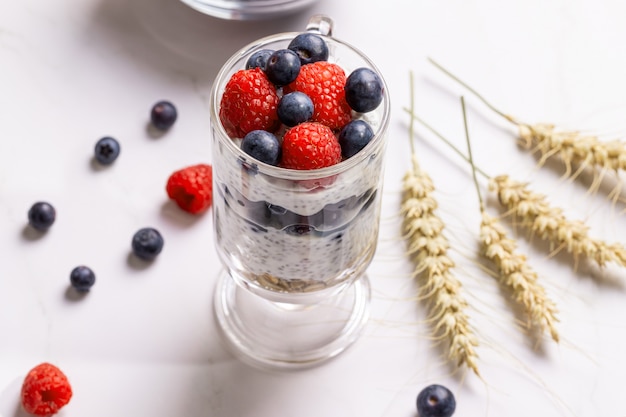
210 31 391 181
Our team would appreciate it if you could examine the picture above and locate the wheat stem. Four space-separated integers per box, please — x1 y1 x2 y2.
402 74 480 376
460 97 561 343
401 107 490 180
461 96 485 211
427 57 519 124
409 71 416 156
428 58 626 182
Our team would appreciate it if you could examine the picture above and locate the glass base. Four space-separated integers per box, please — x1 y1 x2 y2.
179 0 317 20
213 269 371 370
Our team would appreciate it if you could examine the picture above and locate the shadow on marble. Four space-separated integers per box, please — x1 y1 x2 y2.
145 120 168 139
64 285 91 302
0 376 28 417
11 402 30 417
89 0 319 84
20 224 48 242
126 251 157 270
89 155 113 172
159 199 206 228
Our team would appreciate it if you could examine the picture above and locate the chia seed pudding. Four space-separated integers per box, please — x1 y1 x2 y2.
210 29 389 295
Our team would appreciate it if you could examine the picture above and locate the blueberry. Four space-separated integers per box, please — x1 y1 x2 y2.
265 49 301 86
285 224 313 236
150 100 178 130
27 202 56 231
338 119 374 158
416 384 456 417
94 136 120 165
237 156 259 176
241 130 281 166
246 49 274 70
70 265 96 292
277 92 314 127
131 227 164 261
288 33 329 65
345 67 384 113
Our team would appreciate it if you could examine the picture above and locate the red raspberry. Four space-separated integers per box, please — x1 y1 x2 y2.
21 362 73 416
281 122 342 170
219 68 280 138
284 61 352 131
166 163 213 214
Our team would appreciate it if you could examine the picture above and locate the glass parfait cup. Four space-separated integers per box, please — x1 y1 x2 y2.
210 15 390 369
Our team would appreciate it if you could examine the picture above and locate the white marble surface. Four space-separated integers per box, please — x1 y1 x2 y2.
2 0 626 416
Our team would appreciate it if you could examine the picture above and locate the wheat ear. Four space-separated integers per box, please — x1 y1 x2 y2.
490 175 626 268
401 73 480 375
478 212 560 342
518 123 625 186
404 106 626 271
461 97 560 343
401 156 480 375
429 58 626 185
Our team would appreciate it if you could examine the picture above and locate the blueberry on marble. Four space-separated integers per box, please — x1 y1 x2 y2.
265 49 301 86
27 202 56 231
241 130 281 166
416 384 456 417
338 119 374 158
345 67 384 113
277 92 314 127
150 100 178 130
131 227 164 261
70 265 96 292
94 136 120 165
288 33 329 65
246 49 274 70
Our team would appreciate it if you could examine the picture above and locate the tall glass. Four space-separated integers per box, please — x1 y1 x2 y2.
210 16 390 369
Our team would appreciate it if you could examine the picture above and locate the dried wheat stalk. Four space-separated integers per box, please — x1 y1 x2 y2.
480 211 560 342
401 154 480 375
460 96 560 343
518 123 625 190
429 58 626 187
490 175 626 268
